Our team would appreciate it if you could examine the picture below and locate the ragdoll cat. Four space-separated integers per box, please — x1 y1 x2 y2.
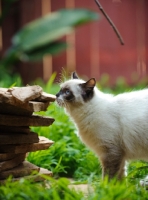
56 72 148 179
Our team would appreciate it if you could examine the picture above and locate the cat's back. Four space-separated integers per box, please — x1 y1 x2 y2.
114 88 148 132
115 88 148 101
114 88 148 112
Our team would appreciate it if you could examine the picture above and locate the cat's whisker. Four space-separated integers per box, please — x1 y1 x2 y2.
61 100 68 109
58 68 69 84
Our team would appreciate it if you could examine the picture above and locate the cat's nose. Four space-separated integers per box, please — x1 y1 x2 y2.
56 92 60 98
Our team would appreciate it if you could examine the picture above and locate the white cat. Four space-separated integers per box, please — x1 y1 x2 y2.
56 72 148 179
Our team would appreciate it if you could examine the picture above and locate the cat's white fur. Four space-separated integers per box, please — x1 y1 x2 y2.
57 78 148 178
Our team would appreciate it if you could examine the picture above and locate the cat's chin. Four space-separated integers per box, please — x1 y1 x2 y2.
56 98 65 107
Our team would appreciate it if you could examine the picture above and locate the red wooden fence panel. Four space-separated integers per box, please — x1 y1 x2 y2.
43 0 147 84
97 0 138 83
50 0 67 83
18 0 43 84
1 0 148 85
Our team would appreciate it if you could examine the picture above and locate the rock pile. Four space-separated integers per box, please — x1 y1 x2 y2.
0 85 56 182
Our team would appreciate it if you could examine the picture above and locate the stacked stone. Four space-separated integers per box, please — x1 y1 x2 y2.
0 85 56 182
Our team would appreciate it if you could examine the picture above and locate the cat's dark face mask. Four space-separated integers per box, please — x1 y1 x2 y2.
56 72 96 106
56 87 75 102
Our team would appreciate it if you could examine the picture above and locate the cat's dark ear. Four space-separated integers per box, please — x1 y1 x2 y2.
80 78 96 91
82 78 96 89
71 72 79 79
80 78 96 101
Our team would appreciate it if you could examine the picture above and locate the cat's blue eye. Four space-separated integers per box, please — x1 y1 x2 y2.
65 89 70 95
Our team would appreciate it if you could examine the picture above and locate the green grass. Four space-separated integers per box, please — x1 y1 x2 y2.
1 74 148 199
1 176 148 200
0 177 84 200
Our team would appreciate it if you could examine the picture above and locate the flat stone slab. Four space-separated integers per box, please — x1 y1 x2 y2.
0 136 54 153
10 85 43 103
0 86 55 114
0 103 32 116
0 132 39 144
0 167 52 183
28 101 50 112
35 92 56 102
0 154 26 172
14 167 52 182
0 101 49 115
0 161 40 179
0 126 30 134
0 114 55 126
0 153 27 162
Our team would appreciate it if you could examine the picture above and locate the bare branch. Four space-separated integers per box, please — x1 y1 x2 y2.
94 0 124 45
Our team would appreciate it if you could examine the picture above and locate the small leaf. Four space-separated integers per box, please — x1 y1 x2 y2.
20 42 68 62
12 9 99 51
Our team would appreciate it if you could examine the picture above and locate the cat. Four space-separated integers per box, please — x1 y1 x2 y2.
56 72 148 179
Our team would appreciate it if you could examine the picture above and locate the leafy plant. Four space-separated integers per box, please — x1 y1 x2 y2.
11 9 98 56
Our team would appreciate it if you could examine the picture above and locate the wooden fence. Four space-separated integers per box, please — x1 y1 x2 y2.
1 0 148 84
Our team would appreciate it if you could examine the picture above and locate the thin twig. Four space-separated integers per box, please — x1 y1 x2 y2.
94 0 124 45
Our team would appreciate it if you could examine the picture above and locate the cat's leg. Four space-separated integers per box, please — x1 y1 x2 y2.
100 152 125 180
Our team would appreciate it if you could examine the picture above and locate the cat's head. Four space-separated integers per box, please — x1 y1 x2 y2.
56 72 96 108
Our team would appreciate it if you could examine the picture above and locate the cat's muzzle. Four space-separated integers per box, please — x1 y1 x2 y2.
56 98 65 107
